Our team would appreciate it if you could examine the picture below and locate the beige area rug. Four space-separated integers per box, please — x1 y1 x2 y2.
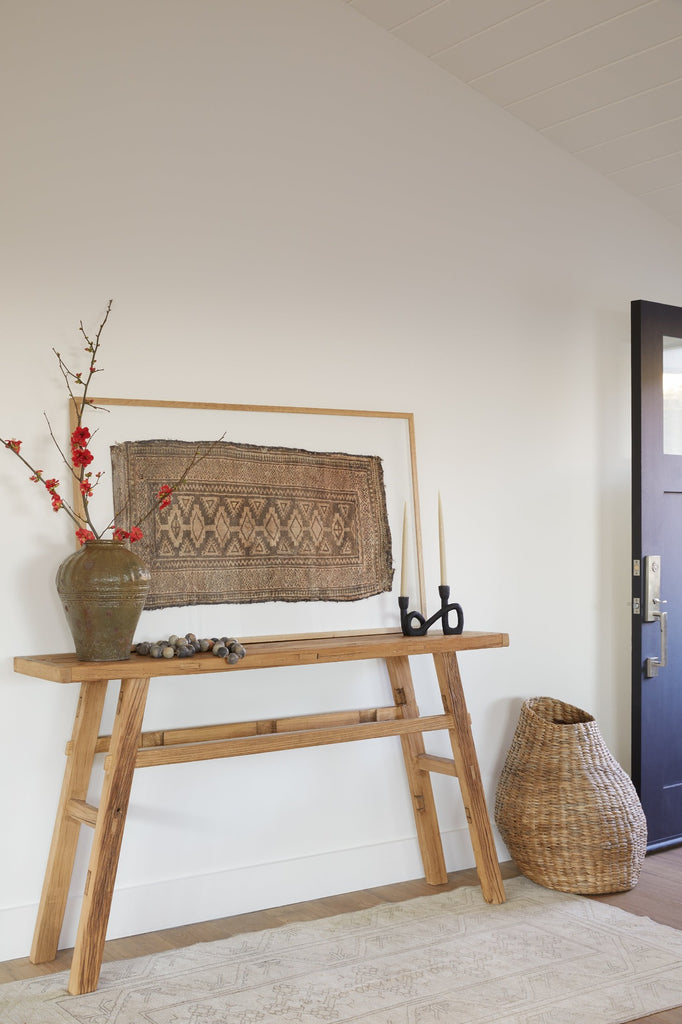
3 877 682 1024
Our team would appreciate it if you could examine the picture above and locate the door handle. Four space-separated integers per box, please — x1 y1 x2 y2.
643 555 662 620
643 556 668 677
645 606 667 678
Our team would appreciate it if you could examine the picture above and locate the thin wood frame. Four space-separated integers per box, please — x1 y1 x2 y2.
71 398 426 637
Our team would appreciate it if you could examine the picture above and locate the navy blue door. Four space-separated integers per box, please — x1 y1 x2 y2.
632 299 682 849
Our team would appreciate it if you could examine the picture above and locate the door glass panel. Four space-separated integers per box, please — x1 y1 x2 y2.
663 337 682 454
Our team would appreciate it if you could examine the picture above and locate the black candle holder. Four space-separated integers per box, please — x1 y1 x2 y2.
399 585 464 636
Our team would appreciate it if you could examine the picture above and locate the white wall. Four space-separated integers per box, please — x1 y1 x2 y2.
2 0 682 961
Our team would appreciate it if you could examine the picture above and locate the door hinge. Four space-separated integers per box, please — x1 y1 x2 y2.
633 559 641 577
633 597 641 615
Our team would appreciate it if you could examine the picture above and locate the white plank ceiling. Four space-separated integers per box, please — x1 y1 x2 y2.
344 0 682 231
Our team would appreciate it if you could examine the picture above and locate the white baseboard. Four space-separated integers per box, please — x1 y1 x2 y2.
0 828 505 963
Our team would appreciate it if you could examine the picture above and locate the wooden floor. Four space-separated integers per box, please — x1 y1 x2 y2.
2 849 682 1022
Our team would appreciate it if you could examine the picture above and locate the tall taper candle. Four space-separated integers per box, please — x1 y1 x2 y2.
438 492 447 587
401 501 408 596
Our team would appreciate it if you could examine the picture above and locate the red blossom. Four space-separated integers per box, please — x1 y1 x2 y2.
44 478 59 493
112 525 143 542
71 426 91 446
79 479 93 497
30 472 43 482
4 439 22 453
156 484 173 510
51 494 63 511
75 528 95 545
71 446 94 468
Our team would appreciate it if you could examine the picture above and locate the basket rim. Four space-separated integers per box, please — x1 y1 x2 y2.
523 696 595 727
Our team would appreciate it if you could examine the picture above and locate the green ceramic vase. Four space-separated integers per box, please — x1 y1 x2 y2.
56 539 151 661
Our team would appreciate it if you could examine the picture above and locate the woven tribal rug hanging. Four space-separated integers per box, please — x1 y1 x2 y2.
111 440 393 609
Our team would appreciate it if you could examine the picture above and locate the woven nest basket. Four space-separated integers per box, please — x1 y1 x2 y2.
495 697 647 895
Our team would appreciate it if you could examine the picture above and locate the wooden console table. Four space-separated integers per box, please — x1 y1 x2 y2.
15 629 508 995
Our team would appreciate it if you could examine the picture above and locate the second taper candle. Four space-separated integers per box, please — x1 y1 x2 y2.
400 501 409 596
438 492 447 587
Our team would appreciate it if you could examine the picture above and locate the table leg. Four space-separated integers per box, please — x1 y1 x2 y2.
433 652 505 905
385 656 448 885
68 676 150 995
30 680 108 965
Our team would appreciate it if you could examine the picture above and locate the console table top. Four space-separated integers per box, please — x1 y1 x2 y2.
15 629 509 683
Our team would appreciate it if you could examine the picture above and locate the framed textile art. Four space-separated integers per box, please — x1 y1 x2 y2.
111 439 394 609
71 399 425 640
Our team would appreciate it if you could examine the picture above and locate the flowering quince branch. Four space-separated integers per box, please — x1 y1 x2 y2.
105 440 225 541
1 301 224 545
